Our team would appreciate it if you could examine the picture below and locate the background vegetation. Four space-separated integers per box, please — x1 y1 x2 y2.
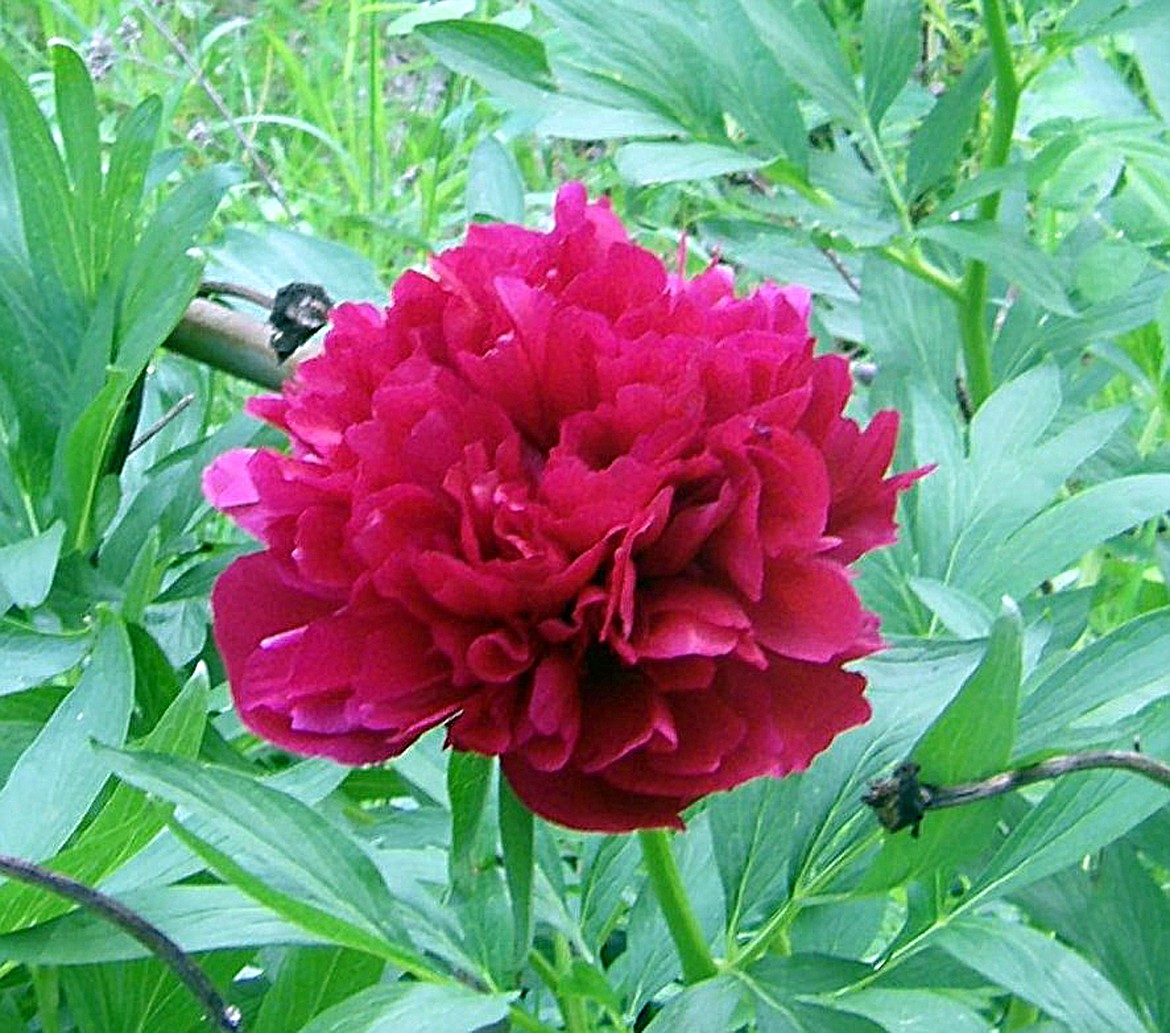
0 1 1169 1030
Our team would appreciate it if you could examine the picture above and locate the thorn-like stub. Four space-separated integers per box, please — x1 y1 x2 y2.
270 282 333 362
863 761 933 838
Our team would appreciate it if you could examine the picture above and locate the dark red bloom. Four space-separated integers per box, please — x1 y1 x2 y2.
204 184 920 831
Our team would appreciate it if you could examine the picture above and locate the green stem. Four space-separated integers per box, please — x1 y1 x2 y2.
959 0 1020 409
638 830 718 984
878 244 964 300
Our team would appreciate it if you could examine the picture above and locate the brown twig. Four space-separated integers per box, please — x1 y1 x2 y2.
0 854 242 1032
864 752 1170 837
817 244 862 297
128 393 195 454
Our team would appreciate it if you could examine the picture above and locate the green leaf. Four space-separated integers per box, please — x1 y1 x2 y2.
115 164 240 374
416 20 554 105
860 256 959 406
448 750 494 890
644 975 742 1032
825 988 991 1032
920 222 1075 315
206 225 387 306
907 54 992 197
0 668 207 932
976 474 1170 600
51 45 101 295
967 697 1170 903
498 773 534 968
700 0 808 170
0 619 90 697
98 748 404 948
935 916 1145 1033
60 952 246 1033
0 616 132 861
738 0 863 126
1017 607 1170 755
98 97 162 284
0 522 65 611
466 136 526 223
253 947 384 1033
615 141 770 184
298 981 513 1033
907 578 992 639
915 601 1023 779
747 956 882 1032
579 834 641 951
0 54 87 323
709 639 984 934
861 0 922 126
0 885 325 963
1016 842 1170 1030
863 602 1023 890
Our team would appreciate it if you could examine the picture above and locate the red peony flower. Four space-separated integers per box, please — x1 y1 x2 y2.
204 184 920 832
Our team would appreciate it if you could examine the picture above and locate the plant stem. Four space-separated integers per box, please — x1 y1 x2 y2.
0 855 241 1032
959 0 1020 410
864 752 1170 837
637 830 717 984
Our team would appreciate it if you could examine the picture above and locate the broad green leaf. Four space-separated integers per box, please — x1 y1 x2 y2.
644 975 742 1032
0 522 65 612
0 616 132 862
0 885 325 963
935 916 1145 1033
1016 842 1170 1030
60 952 246 1033
99 757 349 897
466 136 525 223
1132 19 1170 122
977 474 1170 600
861 0 922 126
968 364 1061 463
536 0 723 134
253 947 384 1033
51 46 101 295
579 833 641 951
907 54 992 197
498 774 534 968
967 697 1170 903
863 602 1023 890
206 225 387 306
99 748 403 946
907 578 992 639
1017 607 1170 755
0 619 89 697
921 222 1075 315
860 256 959 406
298 981 513 1033
747 956 882 1033
115 164 240 374
700 0 808 170
0 55 87 329
825 988 990 1032
416 20 554 105
709 639 984 934
98 97 161 284
738 0 863 126
615 141 769 184
448 750 494 889
0 669 207 932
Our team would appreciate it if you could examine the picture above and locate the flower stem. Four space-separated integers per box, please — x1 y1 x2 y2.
959 0 1020 410
637 830 717 984
0 854 240 1031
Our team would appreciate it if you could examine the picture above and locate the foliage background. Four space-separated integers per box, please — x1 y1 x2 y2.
0 1 1169 1030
